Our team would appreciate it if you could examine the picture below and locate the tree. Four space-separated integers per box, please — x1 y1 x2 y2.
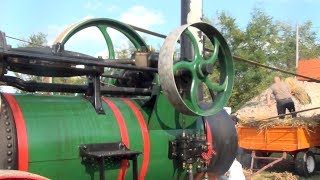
206 8 320 110
20 32 47 47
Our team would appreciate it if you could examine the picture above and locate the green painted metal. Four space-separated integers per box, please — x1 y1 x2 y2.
173 28 234 116
57 18 148 86
14 95 121 179
12 94 201 179
59 18 147 52
97 25 115 59
147 94 197 130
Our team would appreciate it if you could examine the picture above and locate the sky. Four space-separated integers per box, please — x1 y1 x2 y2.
1 0 320 57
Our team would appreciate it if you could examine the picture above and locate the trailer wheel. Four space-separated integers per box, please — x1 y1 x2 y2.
294 151 316 177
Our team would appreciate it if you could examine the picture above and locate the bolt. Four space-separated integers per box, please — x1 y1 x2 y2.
5 121 10 126
4 115 8 119
6 128 11 133
7 151 12 156
7 143 12 148
201 64 214 76
7 136 11 140
7 158 12 163
7 166 11 170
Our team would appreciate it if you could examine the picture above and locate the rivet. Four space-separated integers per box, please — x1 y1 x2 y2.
7 143 12 148
6 128 11 133
5 121 10 126
7 166 11 170
7 158 12 163
7 151 12 156
7 136 11 140
4 115 8 119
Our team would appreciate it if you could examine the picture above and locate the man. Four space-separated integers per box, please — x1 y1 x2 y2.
267 76 297 119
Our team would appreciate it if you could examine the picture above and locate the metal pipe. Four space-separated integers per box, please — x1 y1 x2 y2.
0 76 152 96
1 49 157 72
130 25 167 39
187 164 194 180
101 74 130 80
258 106 320 121
100 86 152 96
0 76 87 93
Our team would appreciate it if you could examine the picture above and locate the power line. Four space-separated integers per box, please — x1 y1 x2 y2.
5 35 47 48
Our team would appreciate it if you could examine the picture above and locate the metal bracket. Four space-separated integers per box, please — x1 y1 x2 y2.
250 151 287 176
87 74 104 114
52 43 64 55
79 142 141 180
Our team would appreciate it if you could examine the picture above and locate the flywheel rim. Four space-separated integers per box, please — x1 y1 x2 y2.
158 22 234 116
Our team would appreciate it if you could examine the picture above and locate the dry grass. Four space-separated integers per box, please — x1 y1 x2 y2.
243 169 298 180
285 77 311 105
239 116 320 131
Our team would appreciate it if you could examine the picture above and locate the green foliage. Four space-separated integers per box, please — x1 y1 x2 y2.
20 32 47 47
206 8 320 111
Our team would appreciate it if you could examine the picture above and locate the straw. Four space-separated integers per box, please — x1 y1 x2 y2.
285 77 311 105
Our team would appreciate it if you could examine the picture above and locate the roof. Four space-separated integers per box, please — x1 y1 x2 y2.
297 59 320 81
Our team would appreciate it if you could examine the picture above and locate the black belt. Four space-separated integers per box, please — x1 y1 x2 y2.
276 98 292 102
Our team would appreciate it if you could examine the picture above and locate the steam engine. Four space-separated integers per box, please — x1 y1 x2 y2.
0 18 237 179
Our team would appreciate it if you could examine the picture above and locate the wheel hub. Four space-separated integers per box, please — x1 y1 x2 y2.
200 63 213 76
306 155 315 173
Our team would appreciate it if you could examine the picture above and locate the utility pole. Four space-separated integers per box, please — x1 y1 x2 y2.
180 0 203 60
296 24 299 69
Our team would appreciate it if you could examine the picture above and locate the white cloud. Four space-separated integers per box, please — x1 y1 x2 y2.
84 0 103 10
46 16 95 46
106 5 118 13
120 5 165 29
44 5 166 58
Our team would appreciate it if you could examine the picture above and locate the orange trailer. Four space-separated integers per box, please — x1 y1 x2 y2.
237 125 320 177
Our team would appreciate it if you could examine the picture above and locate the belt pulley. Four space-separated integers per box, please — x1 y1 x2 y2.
158 22 234 116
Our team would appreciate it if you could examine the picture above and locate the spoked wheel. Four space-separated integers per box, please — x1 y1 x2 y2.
294 151 316 177
159 22 234 116
54 18 148 85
